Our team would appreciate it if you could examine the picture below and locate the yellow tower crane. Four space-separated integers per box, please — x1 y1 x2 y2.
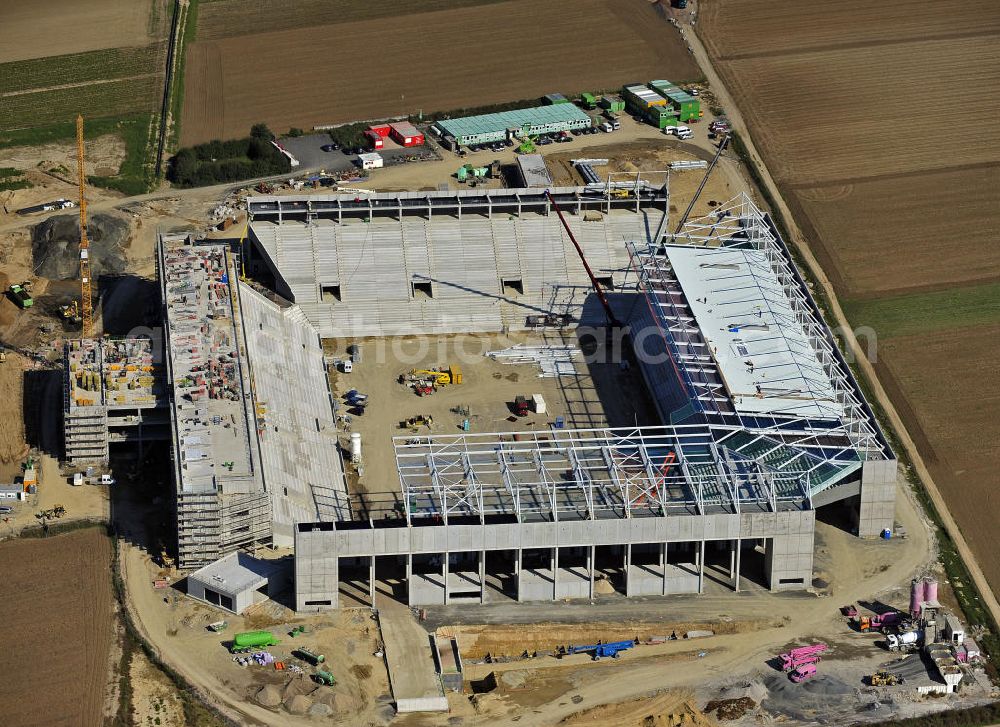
76 114 94 338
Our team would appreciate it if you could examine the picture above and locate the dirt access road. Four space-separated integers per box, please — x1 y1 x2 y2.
684 16 1000 636
121 469 935 727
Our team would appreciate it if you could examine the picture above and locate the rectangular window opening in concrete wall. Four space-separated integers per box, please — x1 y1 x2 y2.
502 278 524 296
305 599 332 606
595 275 614 290
779 577 805 585
412 281 433 299
321 284 342 302
220 594 234 610
204 588 221 606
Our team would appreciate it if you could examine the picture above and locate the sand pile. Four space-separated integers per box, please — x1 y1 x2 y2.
285 694 312 715
255 685 281 707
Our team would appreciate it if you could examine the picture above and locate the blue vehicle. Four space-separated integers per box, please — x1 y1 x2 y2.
562 639 636 661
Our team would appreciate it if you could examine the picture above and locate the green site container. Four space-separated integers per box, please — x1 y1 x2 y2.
295 648 325 666
600 95 625 113
580 92 597 109
230 631 279 653
457 166 468 182
678 99 700 122
645 107 679 129
313 670 336 686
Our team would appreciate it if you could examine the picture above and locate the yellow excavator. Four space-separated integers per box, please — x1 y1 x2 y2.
59 299 82 324
407 365 463 386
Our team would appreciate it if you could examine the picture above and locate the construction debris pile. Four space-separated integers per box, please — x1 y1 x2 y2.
165 247 241 403
486 344 582 377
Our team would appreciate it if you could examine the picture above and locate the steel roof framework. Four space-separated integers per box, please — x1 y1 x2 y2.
630 193 886 459
394 425 824 524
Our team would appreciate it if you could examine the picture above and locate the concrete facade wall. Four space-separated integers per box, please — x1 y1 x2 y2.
858 458 897 538
187 577 253 614
294 509 816 611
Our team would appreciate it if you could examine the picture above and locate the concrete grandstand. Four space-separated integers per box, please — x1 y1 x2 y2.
150 182 894 604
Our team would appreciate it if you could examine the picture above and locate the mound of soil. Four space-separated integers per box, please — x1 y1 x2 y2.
255 685 281 707
705 696 756 720
285 694 312 715
31 213 130 281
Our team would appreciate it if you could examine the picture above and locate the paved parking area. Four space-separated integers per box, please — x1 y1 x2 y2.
279 133 438 174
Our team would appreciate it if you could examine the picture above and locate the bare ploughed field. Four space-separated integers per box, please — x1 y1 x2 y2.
179 0 699 145
0 0 152 63
700 0 1000 595
875 327 1000 587
0 528 115 727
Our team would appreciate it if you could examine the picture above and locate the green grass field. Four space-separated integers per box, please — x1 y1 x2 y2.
0 76 162 130
843 283 1000 339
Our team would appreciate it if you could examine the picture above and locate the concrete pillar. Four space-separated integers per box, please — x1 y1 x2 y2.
661 543 668 596
734 539 742 593
442 551 449 605
624 544 632 597
516 548 523 603
552 548 558 601
369 556 376 606
588 546 595 599
406 553 413 606
729 539 736 580
480 550 486 604
698 541 706 594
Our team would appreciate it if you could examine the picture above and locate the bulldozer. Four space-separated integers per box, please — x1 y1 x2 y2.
868 671 902 687
399 415 433 430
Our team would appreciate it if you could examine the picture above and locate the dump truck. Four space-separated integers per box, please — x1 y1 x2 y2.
230 631 280 653
295 648 325 666
789 663 816 682
9 283 33 308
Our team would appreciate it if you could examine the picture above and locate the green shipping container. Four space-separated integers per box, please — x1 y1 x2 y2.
580 92 597 109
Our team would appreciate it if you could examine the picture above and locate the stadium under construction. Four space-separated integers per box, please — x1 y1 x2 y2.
75 180 895 610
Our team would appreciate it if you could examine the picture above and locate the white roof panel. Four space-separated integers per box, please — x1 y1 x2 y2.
666 245 844 419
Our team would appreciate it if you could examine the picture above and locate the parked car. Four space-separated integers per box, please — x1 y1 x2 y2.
537 137 553 146
687 88 700 96
321 143 339 152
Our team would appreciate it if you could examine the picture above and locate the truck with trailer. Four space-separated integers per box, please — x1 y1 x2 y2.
561 639 636 661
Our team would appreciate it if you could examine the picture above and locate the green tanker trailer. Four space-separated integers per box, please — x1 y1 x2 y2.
230 631 280 653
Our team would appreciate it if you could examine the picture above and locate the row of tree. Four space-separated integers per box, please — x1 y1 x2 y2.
167 124 290 187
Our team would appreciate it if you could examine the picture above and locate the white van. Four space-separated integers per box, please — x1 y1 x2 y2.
600 121 613 133
611 119 621 130
675 125 693 139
